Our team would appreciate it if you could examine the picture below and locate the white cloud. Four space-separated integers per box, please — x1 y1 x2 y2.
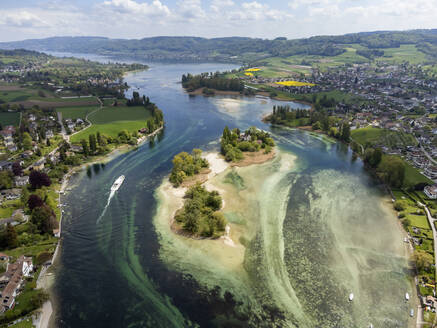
176 0 206 20
210 0 234 13
1 11 48 28
229 1 292 21
101 0 170 17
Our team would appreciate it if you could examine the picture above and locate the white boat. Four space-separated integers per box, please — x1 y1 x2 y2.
369 324 373 328
405 292 410 301
410 308 414 317
111 175 125 191
349 293 354 301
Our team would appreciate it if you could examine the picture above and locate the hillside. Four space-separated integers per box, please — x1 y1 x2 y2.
2 30 437 64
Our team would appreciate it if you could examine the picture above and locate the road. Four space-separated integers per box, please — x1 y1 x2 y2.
416 137 437 166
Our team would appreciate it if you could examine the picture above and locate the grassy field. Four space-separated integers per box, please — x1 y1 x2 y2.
70 105 152 142
0 112 20 126
351 127 417 148
380 44 427 64
70 121 147 143
407 214 430 229
403 160 434 187
88 105 151 124
4 238 57 260
57 105 99 120
9 318 34 328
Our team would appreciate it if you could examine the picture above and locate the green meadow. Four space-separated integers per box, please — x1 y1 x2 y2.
57 105 99 119
70 105 152 142
0 112 20 126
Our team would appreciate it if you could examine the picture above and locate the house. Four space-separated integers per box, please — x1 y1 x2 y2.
14 176 29 187
424 185 437 199
45 130 54 138
1 189 22 201
0 126 15 138
0 253 8 261
6 144 17 152
0 256 33 313
0 161 12 171
70 145 83 153
21 150 33 159
32 159 45 171
53 229 60 238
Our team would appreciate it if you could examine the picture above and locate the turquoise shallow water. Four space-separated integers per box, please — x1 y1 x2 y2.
55 60 410 327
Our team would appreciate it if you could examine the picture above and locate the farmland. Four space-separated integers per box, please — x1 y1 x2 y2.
70 105 152 142
57 105 99 120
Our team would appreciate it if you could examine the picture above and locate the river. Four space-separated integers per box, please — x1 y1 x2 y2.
54 60 411 327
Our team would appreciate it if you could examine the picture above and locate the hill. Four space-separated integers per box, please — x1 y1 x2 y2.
2 30 437 64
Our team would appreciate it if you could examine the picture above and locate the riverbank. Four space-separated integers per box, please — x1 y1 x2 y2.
186 86 314 108
33 126 164 328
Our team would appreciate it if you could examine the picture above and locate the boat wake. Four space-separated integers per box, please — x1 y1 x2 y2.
96 189 116 224
97 176 125 224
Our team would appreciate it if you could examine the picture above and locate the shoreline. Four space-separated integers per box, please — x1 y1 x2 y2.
184 87 314 108
34 125 164 328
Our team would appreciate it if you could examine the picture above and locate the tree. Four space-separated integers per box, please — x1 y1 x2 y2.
4 223 17 249
341 122 350 142
0 171 13 190
12 161 22 176
377 156 405 188
414 250 434 273
81 139 89 156
89 134 97 153
31 204 58 234
28 194 44 210
22 132 32 150
96 131 102 146
29 170 51 189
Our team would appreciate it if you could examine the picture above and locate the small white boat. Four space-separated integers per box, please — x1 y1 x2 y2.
369 324 373 328
111 175 125 191
405 292 410 301
410 308 414 317
349 293 354 301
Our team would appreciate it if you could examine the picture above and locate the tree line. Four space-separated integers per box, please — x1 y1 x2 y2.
182 72 244 93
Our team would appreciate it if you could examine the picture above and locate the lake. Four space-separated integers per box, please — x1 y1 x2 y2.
55 61 411 327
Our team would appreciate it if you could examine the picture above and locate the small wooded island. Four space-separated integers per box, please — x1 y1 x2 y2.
167 126 276 239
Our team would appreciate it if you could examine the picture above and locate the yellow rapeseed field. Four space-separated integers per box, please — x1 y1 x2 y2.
275 81 315 87
245 72 254 76
245 68 261 72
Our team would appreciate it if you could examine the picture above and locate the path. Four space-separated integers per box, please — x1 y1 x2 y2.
418 201 437 274
66 97 103 142
57 112 67 140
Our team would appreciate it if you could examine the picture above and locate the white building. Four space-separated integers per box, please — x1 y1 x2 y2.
424 184 437 199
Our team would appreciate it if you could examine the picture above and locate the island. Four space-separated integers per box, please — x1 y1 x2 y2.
161 126 276 242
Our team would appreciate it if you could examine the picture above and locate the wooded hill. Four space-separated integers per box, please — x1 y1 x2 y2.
2 30 437 63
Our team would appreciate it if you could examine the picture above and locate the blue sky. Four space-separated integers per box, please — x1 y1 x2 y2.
0 0 436 42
